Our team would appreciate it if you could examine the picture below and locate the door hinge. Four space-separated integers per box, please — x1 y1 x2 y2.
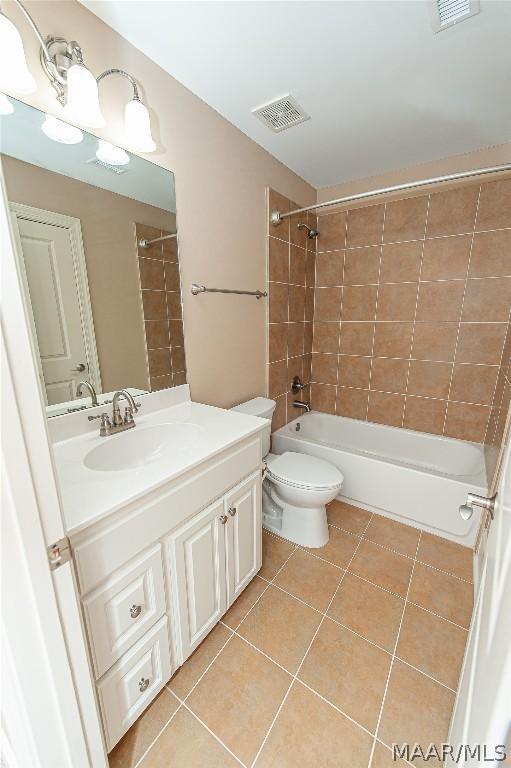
47 536 72 570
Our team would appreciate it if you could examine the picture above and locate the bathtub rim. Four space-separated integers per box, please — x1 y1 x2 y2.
274 411 487 488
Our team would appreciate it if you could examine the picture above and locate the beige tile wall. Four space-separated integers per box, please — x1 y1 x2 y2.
484 322 511 486
267 190 317 431
309 178 511 443
136 223 187 391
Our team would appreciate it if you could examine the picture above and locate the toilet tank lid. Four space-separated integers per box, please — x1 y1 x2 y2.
231 397 276 419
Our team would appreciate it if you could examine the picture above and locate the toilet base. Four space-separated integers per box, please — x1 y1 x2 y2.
262 486 329 548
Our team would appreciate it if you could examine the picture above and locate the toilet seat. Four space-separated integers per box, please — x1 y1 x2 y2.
266 451 343 491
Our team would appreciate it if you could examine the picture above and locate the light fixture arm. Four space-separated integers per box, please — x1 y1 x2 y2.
96 68 140 101
11 0 52 62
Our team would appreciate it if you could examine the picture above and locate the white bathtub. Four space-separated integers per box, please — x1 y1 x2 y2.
272 412 487 547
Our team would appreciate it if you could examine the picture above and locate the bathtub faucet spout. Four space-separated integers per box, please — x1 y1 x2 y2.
293 400 311 413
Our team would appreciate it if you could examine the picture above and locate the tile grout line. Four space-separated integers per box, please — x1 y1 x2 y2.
311 223 511 254
441 185 482 437
402 194 431 429
364 204 386 421
367 529 423 768
178 699 249 767
225 577 460 692
135 518 469 768
261 534 471 626
132 691 183 768
176 539 299 701
483 300 511 444
300 521 473 585
249 512 375 768
141 542 300 768
135 533 297 767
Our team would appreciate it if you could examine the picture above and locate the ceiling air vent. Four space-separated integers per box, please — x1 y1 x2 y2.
252 94 310 133
85 157 128 175
431 0 480 32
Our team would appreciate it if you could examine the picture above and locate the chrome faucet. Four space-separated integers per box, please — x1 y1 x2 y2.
292 400 311 413
76 380 98 406
112 389 139 426
88 389 141 436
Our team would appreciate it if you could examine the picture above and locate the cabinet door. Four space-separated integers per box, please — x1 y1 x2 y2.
225 471 262 607
169 498 227 662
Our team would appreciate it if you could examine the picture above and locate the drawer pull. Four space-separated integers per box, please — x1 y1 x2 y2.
138 677 150 693
228 506 237 517
219 514 228 525
130 604 142 619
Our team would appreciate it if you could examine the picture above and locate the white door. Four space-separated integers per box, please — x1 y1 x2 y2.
10 203 101 405
2 181 106 766
448 426 511 766
170 498 227 662
225 471 262 606
14 216 89 404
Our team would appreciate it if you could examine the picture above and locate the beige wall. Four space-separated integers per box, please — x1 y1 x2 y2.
6 0 315 409
3 155 175 393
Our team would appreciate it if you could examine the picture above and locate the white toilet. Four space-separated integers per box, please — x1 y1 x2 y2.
231 397 343 547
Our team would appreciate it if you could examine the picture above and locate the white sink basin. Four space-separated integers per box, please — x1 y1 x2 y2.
84 423 204 472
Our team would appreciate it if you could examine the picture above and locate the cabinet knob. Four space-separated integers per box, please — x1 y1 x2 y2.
130 604 142 619
219 514 228 525
138 677 150 693
228 507 237 517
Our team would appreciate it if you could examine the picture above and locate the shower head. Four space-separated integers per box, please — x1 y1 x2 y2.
297 222 319 239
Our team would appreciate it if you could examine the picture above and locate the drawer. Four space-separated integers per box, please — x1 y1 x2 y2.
83 545 166 678
98 616 172 752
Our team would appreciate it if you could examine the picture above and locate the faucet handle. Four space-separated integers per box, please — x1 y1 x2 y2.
88 412 112 436
124 406 134 424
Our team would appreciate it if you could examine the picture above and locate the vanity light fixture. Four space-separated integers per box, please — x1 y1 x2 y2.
0 92 15 115
96 139 129 166
62 59 105 129
123 97 156 154
41 113 83 145
0 0 157 152
0 9 36 94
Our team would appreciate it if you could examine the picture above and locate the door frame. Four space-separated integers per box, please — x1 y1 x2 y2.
448 418 511 761
9 201 102 395
1 175 107 766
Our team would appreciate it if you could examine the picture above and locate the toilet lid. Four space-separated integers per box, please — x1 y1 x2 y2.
267 451 343 490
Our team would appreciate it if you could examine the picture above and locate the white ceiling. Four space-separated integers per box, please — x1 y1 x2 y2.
82 0 511 188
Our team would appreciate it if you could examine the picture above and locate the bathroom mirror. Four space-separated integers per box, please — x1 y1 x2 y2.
1 97 186 417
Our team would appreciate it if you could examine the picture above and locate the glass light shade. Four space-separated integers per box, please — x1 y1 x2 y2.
96 139 129 166
41 114 83 144
0 92 14 115
0 13 37 94
62 63 105 129
124 98 156 153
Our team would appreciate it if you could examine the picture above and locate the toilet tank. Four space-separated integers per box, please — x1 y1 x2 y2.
231 397 276 456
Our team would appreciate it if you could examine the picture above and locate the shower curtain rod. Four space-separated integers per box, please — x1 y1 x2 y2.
270 163 511 224
138 233 177 249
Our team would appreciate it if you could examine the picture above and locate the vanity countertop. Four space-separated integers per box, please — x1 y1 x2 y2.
52 396 267 536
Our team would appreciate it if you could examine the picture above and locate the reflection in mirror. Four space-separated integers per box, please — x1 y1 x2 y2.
1 98 186 417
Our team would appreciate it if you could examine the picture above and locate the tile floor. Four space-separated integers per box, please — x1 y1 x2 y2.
109 500 474 768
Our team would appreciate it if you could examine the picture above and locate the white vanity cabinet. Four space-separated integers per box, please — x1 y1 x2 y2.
69 433 263 752
169 470 261 661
